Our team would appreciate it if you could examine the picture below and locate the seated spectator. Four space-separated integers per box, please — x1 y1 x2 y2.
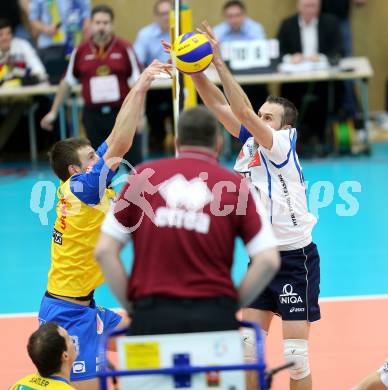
213 0 265 42
134 0 170 66
0 1 32 42
213 0 268 112
277 0 342 156
29 0 91 84
0 18 47 85
9 322 76 389
134 0 172 153
321 0 367 57
0 18 49 156
321 0 367 123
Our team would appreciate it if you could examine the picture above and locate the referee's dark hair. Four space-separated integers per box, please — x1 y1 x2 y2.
27 323 67 378
49 138 91 182
266 95 298 128
177 105 221 148
92 4 114 21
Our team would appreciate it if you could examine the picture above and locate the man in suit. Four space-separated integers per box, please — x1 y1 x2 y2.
277 0 342 156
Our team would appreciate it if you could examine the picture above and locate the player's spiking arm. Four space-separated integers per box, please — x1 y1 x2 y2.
103 60 171 171
198 20 274 149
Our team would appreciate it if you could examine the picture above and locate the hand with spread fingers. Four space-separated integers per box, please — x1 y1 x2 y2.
161 39 172 54
162 20 222 66
137 59 172 91
197 20 222 65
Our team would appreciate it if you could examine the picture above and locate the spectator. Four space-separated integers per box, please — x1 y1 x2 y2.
29 0 91 83
40 4 143 168
9 322 76 389
0 1 33 42
213 0 266 43
321 0 367 57
134 0 172 154
0 18 48 155
0 18 47 85
214 0 268 112
95 105 280 336
321 0 368 121
277 0 342 155
38 60 170 388
134 0 170 66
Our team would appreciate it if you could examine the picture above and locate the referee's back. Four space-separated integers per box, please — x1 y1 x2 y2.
99 105 280 335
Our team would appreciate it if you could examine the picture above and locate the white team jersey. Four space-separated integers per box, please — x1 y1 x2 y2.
234 125 316 248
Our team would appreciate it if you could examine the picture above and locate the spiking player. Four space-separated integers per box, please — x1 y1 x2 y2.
38 60 171 389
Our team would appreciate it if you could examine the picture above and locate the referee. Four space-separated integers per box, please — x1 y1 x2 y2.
95 105 280 335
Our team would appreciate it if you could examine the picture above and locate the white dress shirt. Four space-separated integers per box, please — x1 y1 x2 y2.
298 16 319 57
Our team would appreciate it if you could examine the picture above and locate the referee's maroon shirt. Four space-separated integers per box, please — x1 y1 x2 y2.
112 149 264 301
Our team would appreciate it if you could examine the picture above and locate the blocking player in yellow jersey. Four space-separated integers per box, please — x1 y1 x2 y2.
37 60 172 390
10 323 76 389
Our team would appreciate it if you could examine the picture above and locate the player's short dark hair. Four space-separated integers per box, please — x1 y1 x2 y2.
27 323 67 378
223 0 246 13
0 18 13 31
266 95 298 128
177 105 221 148
49 137 91 182
153 0 170 14
92 4 114 21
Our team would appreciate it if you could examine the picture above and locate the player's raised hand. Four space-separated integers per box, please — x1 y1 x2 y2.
197 20 222 65
161 39 172 54
136 59 172 92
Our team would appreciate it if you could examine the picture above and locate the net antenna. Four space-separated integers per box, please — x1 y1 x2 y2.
170 0 181 141
170 1 197 147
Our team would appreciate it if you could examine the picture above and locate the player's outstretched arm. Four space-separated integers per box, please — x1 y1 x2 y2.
161 39 240 137
191 73 241 137
199 21 274 149
103 60 172 171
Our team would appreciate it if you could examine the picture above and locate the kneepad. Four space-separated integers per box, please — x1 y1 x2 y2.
241 328 266 362
378 360 388 388
283 339 310 380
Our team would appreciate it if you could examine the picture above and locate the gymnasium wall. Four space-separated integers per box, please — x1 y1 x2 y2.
93 0 388 111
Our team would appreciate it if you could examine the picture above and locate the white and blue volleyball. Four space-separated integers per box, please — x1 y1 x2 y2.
173 32 213 74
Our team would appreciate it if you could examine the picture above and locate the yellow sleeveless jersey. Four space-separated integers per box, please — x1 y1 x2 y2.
48 177 115 297
9 373 74 389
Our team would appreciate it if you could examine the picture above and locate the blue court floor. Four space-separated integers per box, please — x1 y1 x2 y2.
1 143 387 315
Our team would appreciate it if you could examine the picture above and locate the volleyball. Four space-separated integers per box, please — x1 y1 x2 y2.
173 32 213 74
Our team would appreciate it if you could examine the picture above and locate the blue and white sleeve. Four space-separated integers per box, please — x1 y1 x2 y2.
69 157 116 205
96 141 108 158
238 124 252 144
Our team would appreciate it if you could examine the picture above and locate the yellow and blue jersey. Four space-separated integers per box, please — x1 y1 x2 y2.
9 373 74 389
48 142 116 297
